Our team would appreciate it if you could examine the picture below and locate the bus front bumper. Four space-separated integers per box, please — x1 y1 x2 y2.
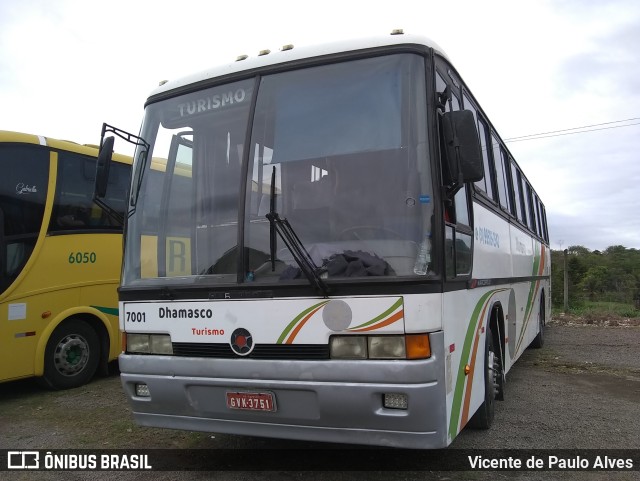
118 331 449 449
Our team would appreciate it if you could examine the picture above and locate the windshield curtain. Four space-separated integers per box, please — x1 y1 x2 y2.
123 53 432 287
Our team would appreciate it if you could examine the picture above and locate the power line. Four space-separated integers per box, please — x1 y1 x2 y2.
504 117 640 143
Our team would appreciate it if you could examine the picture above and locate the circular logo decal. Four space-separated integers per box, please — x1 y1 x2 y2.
230 328 254 356
322 299 352 331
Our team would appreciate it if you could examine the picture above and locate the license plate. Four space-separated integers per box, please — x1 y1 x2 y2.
226 391 276 412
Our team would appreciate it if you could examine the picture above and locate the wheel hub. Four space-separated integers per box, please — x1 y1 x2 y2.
53 334 90 376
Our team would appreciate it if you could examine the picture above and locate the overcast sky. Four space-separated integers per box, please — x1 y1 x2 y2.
1 0 638 251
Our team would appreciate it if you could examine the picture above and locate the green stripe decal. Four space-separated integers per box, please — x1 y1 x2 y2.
276 301 330 344
348 298 403 330
91 306 119 316
516 244 542 353
448 289 496 439
448 288 509 439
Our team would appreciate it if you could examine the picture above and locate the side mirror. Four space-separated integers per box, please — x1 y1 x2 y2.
95 136 114 198
442 110 484 184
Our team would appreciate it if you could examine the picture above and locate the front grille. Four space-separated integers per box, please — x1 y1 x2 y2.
172 342 330 360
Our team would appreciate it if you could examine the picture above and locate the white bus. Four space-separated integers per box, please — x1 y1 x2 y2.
96 31 550 448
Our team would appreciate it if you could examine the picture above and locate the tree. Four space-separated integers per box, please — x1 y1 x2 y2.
580 266 609 300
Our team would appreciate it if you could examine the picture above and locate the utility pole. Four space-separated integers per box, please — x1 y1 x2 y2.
563 248 569 313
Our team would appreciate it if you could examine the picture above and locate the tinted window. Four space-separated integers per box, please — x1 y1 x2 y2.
534 195 543 237
526 183 537 234
491 136 510 212
474 118 494 199
541 204 549 241
271 60 403 162
0 144 49 290
514 168 527 226
50 151 129 232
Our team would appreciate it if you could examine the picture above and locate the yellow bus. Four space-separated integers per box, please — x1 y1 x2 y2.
0 130 131 389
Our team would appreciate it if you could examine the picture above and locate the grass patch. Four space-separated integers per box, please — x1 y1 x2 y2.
553 301 640 320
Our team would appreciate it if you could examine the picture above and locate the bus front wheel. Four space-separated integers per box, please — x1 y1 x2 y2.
39 319 100 390
468 326 500 429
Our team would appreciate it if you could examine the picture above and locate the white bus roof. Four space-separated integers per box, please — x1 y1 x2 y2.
148 32 448 99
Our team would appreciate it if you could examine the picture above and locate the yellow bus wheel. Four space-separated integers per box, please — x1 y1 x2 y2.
39 319 100 390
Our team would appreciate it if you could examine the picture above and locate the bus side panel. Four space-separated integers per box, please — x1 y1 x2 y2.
1 233 121 381
442 286 512 440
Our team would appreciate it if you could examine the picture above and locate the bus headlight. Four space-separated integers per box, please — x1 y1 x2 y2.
368 336 405 359
330 336 367 359
330 334 431 360
127 333 173 355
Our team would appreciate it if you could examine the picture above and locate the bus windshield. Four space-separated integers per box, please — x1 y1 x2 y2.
124 53 433 287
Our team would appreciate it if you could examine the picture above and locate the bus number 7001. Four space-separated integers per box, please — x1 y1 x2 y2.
126 312 146 323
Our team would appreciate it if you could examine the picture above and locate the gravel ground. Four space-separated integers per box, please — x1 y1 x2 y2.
1 318 639 480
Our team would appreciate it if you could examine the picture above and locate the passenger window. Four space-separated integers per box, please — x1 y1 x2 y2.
0 145 49 290
498 147 512 212
526 183 537 234
462 94 477 122
474 118 494 199
51 152 128 232
534 195 543 238
491 136 510 212
514 168 527 226
542 205 549 241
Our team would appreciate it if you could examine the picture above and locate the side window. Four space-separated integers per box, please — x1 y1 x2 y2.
525 183 537 234
0 145 49 290
436 72 447 98
450 93 461 112
437 65 471 278
491 135 510 212
498 147 512 213
534 195 542 237
508 158 518 219
515 168 527 226
51 151 129 232
436 71 460 112
462 93 477 123
474 117 494 200
540 204 549 242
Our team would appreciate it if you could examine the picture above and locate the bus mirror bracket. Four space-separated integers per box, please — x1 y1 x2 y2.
93 123 151 225
442 110 484 197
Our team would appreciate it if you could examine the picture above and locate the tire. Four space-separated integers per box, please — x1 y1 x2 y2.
468 326 499 429
530 298 545 349
39 319 100 390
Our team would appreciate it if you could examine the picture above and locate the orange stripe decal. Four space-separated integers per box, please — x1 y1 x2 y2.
348 310 404 332
285 304 325 344
460 301 490 426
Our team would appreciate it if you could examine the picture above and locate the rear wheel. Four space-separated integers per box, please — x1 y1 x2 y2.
469 326 501 429
39 319 100 390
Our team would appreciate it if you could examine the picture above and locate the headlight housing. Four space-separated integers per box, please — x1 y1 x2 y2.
126 333 173 355
330 334 430 360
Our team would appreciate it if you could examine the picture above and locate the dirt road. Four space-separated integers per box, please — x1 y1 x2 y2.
1 318 639 480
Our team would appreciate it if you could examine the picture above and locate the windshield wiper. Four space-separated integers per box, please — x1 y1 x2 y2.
266 166 330 297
